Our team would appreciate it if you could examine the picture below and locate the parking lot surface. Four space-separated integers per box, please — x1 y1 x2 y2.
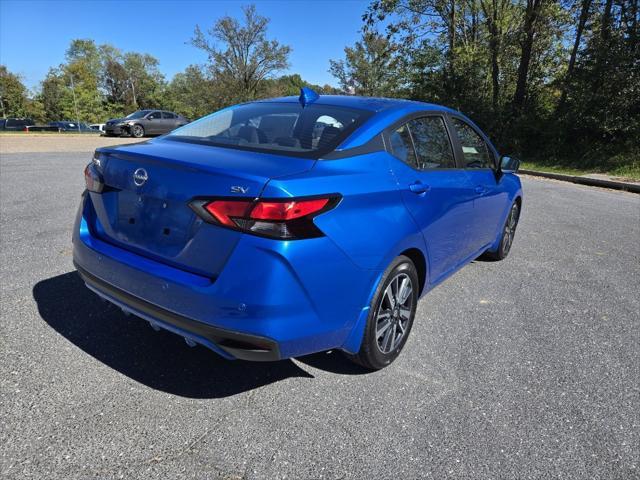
1 143 638 479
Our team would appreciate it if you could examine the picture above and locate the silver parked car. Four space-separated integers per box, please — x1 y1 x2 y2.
104 110 189 138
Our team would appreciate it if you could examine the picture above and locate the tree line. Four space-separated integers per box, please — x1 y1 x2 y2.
332 0 638 174
1 2 637 173
0 6 338 125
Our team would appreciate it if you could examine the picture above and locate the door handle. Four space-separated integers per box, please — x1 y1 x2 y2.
474 185 488 195
409 182 430 194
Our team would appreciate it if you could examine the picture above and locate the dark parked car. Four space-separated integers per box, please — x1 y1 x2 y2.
49 121 96 132
0 118 35 131
104 110 189 138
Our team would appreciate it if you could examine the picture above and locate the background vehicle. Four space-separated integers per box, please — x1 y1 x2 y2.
0 118 35 131
48 121 97 133
74 92 522 370
89 123 105 132
104 110 189 138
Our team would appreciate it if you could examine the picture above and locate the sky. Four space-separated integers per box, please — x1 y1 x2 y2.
0 0 370 91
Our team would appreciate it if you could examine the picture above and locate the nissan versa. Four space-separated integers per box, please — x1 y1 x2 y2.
73 89 522 370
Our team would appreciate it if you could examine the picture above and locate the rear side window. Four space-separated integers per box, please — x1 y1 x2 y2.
389 124 418 167
162 112 176 119
408 117 455 169
452 118 493 169
165 102 372 158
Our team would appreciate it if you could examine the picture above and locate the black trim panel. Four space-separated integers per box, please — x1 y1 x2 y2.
75 262 281 361
322 133 386 159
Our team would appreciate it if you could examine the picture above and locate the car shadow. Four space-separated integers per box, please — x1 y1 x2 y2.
32 271 316 399
297 350 371 375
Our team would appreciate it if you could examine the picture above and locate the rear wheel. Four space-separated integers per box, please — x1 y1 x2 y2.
131 124 145 138
346 255 418 370
486 201 520 260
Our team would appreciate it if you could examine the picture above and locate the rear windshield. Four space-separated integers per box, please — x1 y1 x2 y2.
164 102 372 158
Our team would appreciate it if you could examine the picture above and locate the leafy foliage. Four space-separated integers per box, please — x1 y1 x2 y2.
330 0 638 172
190 5 291 103
329 32 404 96
1 2 636 176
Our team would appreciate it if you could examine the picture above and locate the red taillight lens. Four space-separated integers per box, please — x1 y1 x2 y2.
193 196 338 239
250 199 329 221
204 200 252 226
84 163 104 193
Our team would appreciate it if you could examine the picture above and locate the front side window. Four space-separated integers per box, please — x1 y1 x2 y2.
452 118 493 169
389 124 418 168
147 111 162 120
409 116 455 169
165 102 372 158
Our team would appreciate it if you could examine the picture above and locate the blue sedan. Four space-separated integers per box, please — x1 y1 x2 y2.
74 89 522 370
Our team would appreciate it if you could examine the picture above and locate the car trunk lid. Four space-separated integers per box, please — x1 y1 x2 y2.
88 139 314 278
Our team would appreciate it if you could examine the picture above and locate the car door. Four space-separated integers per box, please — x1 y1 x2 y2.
449 116 507 249
388 115 478 283
161 111 178 134
145 111 163 134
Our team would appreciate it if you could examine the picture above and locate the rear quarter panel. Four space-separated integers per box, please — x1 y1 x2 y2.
261 152 426 273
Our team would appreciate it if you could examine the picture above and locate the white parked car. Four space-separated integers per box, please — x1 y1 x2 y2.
89 123 105 133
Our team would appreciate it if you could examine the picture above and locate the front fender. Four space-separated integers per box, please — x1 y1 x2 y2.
488 174 523 251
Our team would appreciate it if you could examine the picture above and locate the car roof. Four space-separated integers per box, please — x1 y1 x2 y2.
256 94 470 150
255 94 459 115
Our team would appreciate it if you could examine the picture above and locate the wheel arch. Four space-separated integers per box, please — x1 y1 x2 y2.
514 195 522 209
400 247 427 297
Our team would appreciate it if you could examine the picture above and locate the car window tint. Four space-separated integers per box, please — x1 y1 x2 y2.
452 118 493 169
166 103 372 158
389 124 418 168
162 112 176 119
148 112 162 120
408 117 455 169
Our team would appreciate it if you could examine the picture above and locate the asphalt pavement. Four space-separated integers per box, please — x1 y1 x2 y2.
1 151 638 479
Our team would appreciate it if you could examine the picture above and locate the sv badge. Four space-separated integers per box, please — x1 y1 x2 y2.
230 186 249 194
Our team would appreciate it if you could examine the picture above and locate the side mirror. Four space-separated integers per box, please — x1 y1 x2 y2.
500 155 520 173
147 116 154 121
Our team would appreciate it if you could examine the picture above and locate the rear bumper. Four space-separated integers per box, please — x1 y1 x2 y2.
75 262 280 361
72 193 379 360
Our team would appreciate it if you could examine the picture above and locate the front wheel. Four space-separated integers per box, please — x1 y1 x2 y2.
131 124 145 138
346 255 419 370
486 201 520 260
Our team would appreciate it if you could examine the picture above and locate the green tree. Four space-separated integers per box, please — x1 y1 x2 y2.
164 64 221 119
190 4 291 102
0 65 28 118
261 74 341 98
62 39 105 122
38 68 66 122
329 32 403 96
122 52 166 109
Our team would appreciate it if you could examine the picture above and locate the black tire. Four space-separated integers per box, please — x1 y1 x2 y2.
131 124 145 138
346 255 419 370
485 201 520 261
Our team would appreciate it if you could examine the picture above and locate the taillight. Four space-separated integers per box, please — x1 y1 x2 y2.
191 196 339 239
84 163 104 193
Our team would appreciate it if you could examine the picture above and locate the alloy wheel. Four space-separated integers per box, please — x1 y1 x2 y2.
502 204 519 255
375 273 414 354
132 125 144 137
